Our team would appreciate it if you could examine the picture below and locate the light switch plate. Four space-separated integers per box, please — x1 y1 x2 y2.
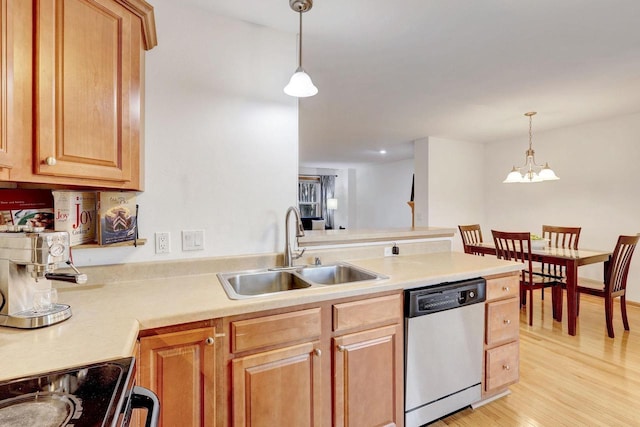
182 230 205 251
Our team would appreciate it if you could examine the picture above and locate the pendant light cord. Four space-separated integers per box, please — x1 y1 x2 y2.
298 11 303 69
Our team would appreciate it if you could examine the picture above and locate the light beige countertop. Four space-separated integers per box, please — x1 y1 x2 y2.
0 251 521 382
298 226 455 247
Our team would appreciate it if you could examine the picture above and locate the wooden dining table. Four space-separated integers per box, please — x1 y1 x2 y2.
466 242 612 336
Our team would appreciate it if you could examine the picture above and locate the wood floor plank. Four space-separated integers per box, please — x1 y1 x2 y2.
437 292 640 426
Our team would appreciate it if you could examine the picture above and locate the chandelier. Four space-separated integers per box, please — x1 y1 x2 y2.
503 112 559 183
284 0 318 97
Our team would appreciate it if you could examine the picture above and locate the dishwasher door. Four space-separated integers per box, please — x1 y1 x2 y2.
405 300 485 426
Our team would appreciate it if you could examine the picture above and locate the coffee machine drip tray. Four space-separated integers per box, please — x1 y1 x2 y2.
0 304 72 329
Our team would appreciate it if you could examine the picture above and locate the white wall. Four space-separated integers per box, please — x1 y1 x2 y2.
353 159 414 229
73 0 298 266
425 137 486 252
484 112 640 300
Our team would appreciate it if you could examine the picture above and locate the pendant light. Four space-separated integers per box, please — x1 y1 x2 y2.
503 112 559 183
284 0 318 97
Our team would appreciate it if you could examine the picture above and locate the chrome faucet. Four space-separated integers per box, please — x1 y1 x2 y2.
284 206 305 268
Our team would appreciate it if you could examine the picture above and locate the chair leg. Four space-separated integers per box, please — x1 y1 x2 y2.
541 288 544 300
605 296 615 338
552 286 562 321
529 287 534 326
576 291 580 317
621 295 630 331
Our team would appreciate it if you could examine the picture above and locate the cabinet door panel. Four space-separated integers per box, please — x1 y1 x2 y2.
139 326 216 427
35 0 140 182
333 324 403 427
232 341 322 427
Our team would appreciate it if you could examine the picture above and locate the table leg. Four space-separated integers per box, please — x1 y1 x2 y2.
566 262 578 336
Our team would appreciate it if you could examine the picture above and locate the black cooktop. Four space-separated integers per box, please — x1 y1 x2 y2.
0 357 135 427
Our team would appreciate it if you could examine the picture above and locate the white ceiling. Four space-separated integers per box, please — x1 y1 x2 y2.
186 0 640 167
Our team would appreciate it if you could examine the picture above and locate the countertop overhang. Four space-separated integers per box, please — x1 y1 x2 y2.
0 251 521 381
298 226 455 247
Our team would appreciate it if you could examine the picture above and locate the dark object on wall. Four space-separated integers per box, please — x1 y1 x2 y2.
410 174 415 202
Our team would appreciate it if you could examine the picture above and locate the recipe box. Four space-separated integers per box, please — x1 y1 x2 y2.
97 192 137 245
52 191 97 246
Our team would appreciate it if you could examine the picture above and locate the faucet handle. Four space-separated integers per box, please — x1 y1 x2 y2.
293 248 306 260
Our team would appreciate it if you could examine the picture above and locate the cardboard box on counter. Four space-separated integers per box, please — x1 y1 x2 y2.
52 191 97 246
97 192 137 245
0 189 54 230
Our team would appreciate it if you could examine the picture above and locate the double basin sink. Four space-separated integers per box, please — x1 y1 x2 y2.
217 262 388 300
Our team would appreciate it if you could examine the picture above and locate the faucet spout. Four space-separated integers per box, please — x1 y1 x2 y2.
284 206 305 268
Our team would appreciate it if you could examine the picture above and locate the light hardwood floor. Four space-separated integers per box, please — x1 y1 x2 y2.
435 291 640 426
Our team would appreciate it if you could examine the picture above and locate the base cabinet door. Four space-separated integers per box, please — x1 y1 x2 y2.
333 324 403 427
231 341 323 427
138 326 217 427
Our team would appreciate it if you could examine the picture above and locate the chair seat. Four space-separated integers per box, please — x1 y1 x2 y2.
577 277 606 294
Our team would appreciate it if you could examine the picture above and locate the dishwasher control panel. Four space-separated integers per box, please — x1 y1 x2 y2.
405 278 486 317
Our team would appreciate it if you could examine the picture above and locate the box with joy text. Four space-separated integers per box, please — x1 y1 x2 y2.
52 191 97 246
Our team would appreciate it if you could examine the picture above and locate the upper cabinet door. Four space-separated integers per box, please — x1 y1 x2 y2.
34 0 141 184
0 0 13 175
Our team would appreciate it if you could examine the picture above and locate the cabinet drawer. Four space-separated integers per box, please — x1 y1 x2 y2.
486 275 519 301
333 293 402 333
486 297 519 346
485 341 519 392
231 308 321 353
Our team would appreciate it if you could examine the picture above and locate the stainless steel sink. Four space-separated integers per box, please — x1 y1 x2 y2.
217 262 387 300
217 270 311 299
296 263 384 285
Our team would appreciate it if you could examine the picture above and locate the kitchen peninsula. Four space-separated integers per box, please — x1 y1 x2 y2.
0 245 522 426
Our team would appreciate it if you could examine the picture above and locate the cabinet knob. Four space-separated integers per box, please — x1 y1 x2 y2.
337 345 347 352
205 337 215 346
45 157 57 166
313 348 322 357
503 364 511 371
502 286 510 292
503 319 511 325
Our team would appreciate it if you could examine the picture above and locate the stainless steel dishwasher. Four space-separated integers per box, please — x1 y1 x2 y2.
404 278 486 427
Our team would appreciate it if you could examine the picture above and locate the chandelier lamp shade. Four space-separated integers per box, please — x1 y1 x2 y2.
284 0 318 98
503 112 559 183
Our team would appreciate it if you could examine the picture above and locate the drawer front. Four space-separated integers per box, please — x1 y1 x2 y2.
485 341 519 392
333 293 402 333
486 297 519 346
486 275 519 301
231 308 321 353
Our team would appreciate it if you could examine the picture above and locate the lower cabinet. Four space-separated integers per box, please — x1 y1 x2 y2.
482 273 520 398
333 324 403 427
231 341 323 426
137 322 219 427
226 291 404 427
136 291 404 427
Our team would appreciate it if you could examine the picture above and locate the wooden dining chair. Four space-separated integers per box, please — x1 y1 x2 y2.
492 230 561 326
458 224 484 256
576 234 639 338
536 225 582 301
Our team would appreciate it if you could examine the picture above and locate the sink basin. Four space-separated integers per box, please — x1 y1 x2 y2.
296 263 385 285
217 270 311 299
217 262 387 300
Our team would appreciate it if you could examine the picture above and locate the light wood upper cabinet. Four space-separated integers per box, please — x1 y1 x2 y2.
3 0 156 189
35 0 140 183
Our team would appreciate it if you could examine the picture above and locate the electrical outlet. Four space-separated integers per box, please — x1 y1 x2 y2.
155 232 170 254
384 247 393 256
